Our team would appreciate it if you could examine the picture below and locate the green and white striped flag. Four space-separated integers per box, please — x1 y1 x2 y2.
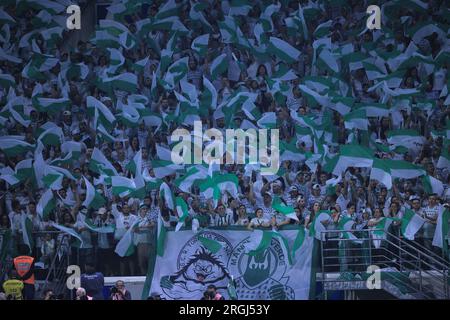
118 103 140 127
0 167 20 187
0 137 34 157
34 97 69 114
34 52 57 70
14 158 33 181
259 2 280 32
201 76 218 110
22 61 45 80
90 30 121 49
384 160 425 179
370 158 392 189
257 112 277 129
5 98 31 127
37 189 55 220
42 165 76 190
132 56 149 73
99 19 129 36
0 73 15 89
106 48 125 74
338 216 362 244
111 176 136 198
174 166 209 192
363 61 386 80
316 48 339 73
87 96 116 130
83 217 115 234
310 210 332 241
175 197 189 232
152 160 183 179
436 146 449 169
343 109 369 131
32 9 52 27
421 175 444 196
272 63 298 81
191 34 209 57
280 140 306 163
62 62 89 80
50 222 83 248
401 209 425 241
163 57 189 88
314 19 332 38
115 219 141 257
267 37 301 63
272 196 298 221
341 51 368 72
229 0 252 16
210 53 228 80
103 72 138 93
118 31 136 50
82 176 106 210
156 214 167 257
189 2 212 29
329 96 352 115
41 27 63 47
357 102 390 118
96 123 124 144
89 147 119 176
155 0 179 19
331 145 374 176
371 217 396 249
61 141 82 161
160 182 175 210
19 0 65 14
432 209 449 256
387 129 425 149
298 84 330 109
37 124 64 146
199 173 239 208
126 149 146 199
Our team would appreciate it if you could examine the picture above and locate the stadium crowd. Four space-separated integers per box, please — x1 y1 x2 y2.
0 0 449 299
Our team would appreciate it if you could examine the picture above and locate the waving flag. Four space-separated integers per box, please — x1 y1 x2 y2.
191 34 209 57
267 37 301 63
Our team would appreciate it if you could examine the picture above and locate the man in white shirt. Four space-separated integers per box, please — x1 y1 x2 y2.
420 194 442 251
111 203 138 241
257 192 275 221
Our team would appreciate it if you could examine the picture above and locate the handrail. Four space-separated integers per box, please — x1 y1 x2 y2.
320 229 450 269
385 230 449 266
42 234 70 297
319 228 450 299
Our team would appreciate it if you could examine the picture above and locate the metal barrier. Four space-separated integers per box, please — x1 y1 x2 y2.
319 229 450 300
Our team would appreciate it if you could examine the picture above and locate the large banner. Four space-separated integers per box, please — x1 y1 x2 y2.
148 228 316 300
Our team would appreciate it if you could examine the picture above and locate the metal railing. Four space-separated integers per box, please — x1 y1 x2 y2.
41 233 71 299
319 229 450 300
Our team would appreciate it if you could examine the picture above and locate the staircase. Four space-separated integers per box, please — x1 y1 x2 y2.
37 235 72 300
318 229 450 300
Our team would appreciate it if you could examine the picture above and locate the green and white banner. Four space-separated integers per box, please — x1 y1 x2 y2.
147 228 316 300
